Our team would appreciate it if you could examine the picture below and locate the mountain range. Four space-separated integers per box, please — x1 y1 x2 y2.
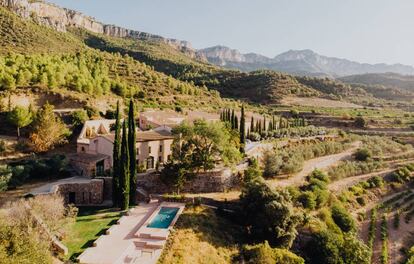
196 46 414 77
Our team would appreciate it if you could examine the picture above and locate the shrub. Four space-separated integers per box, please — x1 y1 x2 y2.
331 204 356 232
298 191 317 210
240 241 304 264
71 109 88 127
262 149 282 178
0 140 6 154
356 196 366 206
355 117 367 128
355 148 372 161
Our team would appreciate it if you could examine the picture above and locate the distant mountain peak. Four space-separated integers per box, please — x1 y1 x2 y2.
197 47 414 77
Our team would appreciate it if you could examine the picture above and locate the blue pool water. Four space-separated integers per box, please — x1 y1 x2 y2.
147 207 179 229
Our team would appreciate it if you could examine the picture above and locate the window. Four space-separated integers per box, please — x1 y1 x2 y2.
158 156 162 162
159 145 163 152
148 146 152 154
137 148 140 155
81 146 85 152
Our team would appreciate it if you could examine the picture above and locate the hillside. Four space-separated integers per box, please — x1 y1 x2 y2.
197 46 414 77
0 3 411 110
0 7 84 54
340 73 414 91
0 7 229 112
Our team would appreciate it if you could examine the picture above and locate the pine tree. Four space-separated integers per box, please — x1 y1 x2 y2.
240 105 246 153
120 120 130 210
128 100 137 205
112 101 121 207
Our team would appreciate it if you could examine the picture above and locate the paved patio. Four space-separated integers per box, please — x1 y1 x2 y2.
78 202 185 264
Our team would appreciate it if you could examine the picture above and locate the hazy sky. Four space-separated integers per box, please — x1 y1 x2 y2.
49 0 414 66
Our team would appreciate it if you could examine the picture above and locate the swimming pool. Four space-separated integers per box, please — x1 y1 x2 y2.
147 207 179 229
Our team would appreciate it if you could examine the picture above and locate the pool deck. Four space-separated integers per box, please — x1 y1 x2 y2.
77 201 185 264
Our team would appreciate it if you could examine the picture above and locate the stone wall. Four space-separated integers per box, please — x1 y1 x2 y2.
55 179 104 205
137 162 248 194
99 177 113 201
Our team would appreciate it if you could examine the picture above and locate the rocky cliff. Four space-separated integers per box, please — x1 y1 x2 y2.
0 0 193 51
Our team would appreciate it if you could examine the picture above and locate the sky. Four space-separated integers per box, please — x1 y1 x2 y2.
49 0 414 66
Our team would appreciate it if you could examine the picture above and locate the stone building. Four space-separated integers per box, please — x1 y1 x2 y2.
70 119 175 176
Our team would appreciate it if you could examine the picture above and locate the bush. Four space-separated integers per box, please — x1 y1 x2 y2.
240 241 304 264
355 117 367 128
0 140 6 154
355 148 372 161
331 204 356 233
298 191 317 210
71 109 88 127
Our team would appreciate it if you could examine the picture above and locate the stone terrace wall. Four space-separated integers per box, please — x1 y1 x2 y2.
56 179 103 205
137 162 248 194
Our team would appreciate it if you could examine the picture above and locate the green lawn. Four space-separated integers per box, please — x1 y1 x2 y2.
62 207 122 261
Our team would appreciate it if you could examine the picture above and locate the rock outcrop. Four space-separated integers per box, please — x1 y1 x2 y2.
0 0 193 51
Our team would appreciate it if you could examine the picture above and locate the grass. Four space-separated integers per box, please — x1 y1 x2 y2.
62 207 122 261
159 206 243 264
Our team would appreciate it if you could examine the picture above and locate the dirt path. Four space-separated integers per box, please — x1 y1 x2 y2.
267 141 361 188
329 158 414 193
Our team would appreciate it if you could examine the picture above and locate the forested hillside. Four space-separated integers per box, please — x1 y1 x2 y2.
0 5 411 109
0 7 226 111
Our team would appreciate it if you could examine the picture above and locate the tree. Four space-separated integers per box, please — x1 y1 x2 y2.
250 116 255 133
112 101 121 207
71 109 88 127
119 120 130 210
331 204 356 233
244 158 262 182
29 103 69 152
231 109 235 129
240 178 299 248
306 230 370 264
7 106 32 138
240 105 246 153
128 100 137 205
172 120 241 172
262 149 281 178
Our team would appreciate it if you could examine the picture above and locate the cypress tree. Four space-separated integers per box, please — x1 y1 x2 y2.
227 109 231 122
263 116 267 132
112 101 121 207
128 100 137 205
240 105 246 153
273 115 276 130
250 116 255 133
235 116 239 130
231 109 235 129
120 120 130 210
